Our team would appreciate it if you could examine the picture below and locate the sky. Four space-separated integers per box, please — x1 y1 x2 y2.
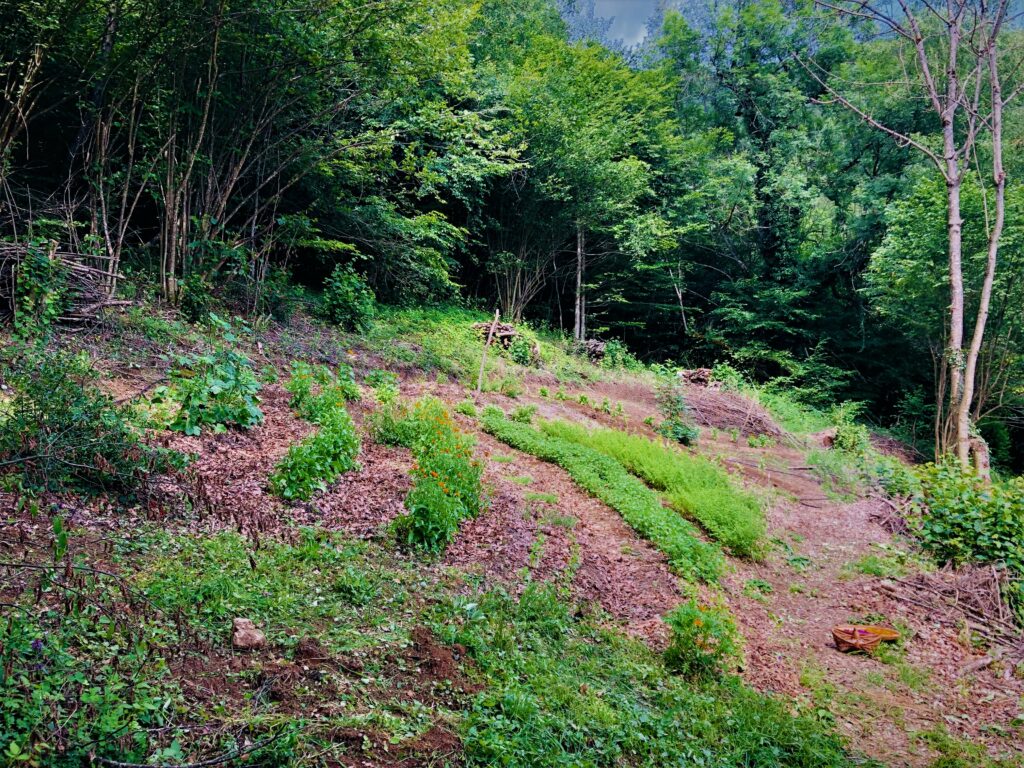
594 0 662 45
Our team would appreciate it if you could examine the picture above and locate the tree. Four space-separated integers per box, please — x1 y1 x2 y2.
810 0 1019 466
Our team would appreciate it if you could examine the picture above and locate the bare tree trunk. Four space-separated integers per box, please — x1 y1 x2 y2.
957 42 1007 468
574 223 585 342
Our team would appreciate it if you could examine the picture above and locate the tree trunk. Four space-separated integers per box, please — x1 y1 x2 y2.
956 43 1006 470
573 223 585 342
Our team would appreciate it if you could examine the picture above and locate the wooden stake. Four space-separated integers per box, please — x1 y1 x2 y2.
477 309 500 394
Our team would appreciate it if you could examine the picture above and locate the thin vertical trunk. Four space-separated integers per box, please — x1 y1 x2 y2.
957 42 1006 468
574 223 585 342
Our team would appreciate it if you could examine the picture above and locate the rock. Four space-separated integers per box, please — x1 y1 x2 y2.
231 617 266 650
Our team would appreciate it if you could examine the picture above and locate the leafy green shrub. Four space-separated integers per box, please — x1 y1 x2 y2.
178 273 215 323
664 598 741 679
917 462 1024 578
321 264 375 331
656 415 700 445
654 372 699 446
830 402 871 456
270 408 360 500
0 345 182 493
601 338 644 371
12 240 67 338
392 398 484 552
152 315 263 435
510 404 537 424
454 399 478 417
284 360 360 421
542 421 765 559
507 334 535 366
710 362 746 391
482 410 722 581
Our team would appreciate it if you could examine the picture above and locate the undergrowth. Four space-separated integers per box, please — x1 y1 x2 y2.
270 361 361 501
151 315 263 435
373 395 484 552
438 583 861 767
0 344 183 494
481 407 722 581
541 421 766 559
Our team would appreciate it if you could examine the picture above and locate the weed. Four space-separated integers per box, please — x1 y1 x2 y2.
509 475 533 486
525 492 559 506
454 399 478 417
743 579 774 601
664 598 741 679
438 584 855 768
510 404 537 424
321 264 375 331
747 434 776 448
0 344 183 493
539 387 549 398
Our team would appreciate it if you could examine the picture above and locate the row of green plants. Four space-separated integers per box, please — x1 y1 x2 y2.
269 362 362 501
480 407 722 582
540 421 766 559
372 389 484 552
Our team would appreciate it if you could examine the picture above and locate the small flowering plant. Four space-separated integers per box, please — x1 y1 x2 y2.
393 398 484 552
663 598 741 679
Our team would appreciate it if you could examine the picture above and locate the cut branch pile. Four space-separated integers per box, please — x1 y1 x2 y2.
879 565 1023 667
684 387 783 438
0 242 129 326
472 321 520 349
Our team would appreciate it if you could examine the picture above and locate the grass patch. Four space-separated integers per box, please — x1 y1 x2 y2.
509 475 533 485
438 583 862 767
481 408 722 581
540 421 766 559
361 306 605 384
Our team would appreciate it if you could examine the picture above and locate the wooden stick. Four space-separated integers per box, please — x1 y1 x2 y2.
476 308 500 394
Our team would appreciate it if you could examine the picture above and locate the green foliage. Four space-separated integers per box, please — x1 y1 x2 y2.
1 575 183 767
917 462 1024 608
601 339 644 371
664 598 742 679
454 399 478 417
481 409 722 581
269 407 360 501
283 360 360 421
541 421 766 559
443 583 855 768
321 264 376 332
510 404 537 424
152 316 263 435
0 345 182 493
391 398 483 552
507 334 535 366
654 372 699 446
178 273 215 323
12 241 67 339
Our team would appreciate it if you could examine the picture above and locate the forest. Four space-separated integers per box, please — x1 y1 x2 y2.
2 1 1024 767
